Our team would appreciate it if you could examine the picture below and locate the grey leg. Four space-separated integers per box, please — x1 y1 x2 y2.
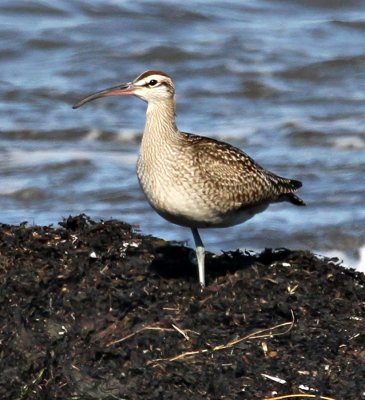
191 227 205 287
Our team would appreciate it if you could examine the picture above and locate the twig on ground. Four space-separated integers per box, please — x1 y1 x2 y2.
171 323 190 340
106 325 175 347
158 311 295 362
211 311 294 352
264 394 336 400
107 312 295 364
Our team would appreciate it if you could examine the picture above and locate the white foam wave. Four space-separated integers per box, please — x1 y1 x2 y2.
321 246 365 273
6 149 137 167
333 136 365 150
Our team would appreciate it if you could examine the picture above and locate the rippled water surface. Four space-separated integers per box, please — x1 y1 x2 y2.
1 0 365 269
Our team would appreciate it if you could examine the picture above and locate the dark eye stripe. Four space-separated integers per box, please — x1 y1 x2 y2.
141 79 172 90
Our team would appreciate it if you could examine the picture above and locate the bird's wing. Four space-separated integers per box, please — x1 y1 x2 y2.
182 132 302 208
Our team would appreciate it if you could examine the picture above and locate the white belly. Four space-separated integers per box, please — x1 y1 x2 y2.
138 168 269 228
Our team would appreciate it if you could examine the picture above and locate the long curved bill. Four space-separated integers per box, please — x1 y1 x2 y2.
72 82 135 109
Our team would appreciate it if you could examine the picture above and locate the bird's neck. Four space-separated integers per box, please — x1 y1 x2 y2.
143 98 179 143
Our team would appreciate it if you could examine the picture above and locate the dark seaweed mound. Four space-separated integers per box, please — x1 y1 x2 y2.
0 215 364 399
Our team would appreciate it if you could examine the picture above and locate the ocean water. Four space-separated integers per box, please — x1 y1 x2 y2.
1 0 364 271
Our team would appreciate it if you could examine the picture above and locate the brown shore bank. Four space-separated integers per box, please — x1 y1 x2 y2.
0 214 364 399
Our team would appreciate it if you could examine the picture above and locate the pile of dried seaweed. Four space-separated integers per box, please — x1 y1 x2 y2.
0 215 364 399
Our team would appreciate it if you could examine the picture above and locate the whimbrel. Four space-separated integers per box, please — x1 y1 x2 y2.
73 70 305 287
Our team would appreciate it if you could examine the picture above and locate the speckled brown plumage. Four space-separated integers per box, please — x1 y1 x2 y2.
73 70 305 286
137 121 304 230
182 132 304 207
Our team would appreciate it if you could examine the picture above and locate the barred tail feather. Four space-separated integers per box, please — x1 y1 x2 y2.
286 192 306 206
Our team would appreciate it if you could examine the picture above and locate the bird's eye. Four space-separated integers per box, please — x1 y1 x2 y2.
148 79 158 86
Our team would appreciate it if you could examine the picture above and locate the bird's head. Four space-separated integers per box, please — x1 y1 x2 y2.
73 70 175 109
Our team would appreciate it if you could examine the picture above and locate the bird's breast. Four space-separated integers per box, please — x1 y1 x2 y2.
136 152 204 224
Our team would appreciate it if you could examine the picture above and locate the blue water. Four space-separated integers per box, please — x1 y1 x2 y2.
1 0 364 270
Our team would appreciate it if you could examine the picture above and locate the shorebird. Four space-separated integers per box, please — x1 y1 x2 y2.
73 70 305 287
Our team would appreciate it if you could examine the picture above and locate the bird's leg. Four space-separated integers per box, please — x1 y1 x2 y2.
191 227 205 287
